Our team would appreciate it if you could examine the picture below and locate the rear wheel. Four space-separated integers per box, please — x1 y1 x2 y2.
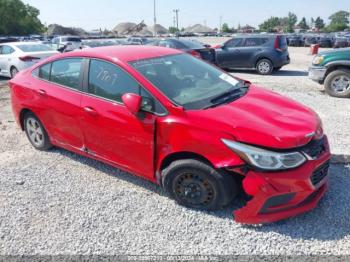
10 67 19 78
162 159 237 210
256 59 273 75
324 69 350 98
23 112 52 150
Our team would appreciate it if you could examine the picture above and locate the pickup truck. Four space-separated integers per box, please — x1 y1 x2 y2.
309 48 350 98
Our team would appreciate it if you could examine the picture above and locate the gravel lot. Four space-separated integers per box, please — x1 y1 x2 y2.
0 46 350 256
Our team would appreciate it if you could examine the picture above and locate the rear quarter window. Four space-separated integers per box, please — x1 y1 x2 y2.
39 63 52 80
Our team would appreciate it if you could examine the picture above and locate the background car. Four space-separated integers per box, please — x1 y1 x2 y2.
304 36 318 47
333 37 349 48
214 35 290 75
318 36 333 48
82 39 127 48
126 37 154 45
51 35 83 52
0 42 58 78
147 38 216 64
309 48 350 98
288 35 303 47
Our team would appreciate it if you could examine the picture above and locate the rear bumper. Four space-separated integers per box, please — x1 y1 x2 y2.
309 66 327 82
273 54 290 68
233 137 331 224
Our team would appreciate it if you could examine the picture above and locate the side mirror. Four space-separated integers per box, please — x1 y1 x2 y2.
122 93 142 115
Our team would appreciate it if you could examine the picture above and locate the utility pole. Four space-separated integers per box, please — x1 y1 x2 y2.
173 9 180 31
219 16 222 33
153 0 157 37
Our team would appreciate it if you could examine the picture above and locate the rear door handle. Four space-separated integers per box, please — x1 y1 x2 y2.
37 89 46 96
83 106 98 116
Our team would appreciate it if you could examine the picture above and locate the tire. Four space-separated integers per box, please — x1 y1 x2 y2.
324 69 350 98
162 159 238 210
256 59 273 75
23 112 53 151
10 67 19 78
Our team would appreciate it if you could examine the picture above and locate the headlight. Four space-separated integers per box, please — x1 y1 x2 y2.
312 55 324 65
222 139 306 171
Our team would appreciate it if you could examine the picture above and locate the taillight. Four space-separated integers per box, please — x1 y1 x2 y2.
19 56 40 62
274 35 283 52
187 50 202 59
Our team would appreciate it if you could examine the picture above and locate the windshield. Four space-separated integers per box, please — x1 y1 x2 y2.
16 44 53 52
130 54 246 110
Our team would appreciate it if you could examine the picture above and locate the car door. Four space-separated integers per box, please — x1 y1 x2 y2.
80 59 159 179
31 58 85 150
216 38 244 68
0 45 15 76
235 38 267 68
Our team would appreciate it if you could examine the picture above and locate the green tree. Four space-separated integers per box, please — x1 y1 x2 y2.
0 0 44 35
259 17 280 32
328 10 349 31
314 17 325 30
168 26 179 34
286 12 298 33
298 17 309 30
221 23 230 33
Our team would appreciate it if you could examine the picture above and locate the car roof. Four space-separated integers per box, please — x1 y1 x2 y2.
56 45 182 63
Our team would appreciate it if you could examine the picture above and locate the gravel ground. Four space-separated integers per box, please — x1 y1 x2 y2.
0 46 350 256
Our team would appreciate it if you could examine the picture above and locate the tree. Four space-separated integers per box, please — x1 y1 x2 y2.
328 10 349 31
0 0 44 35
168 26 179 34
259 17 281 32
221 23 230 33
286 12 298 33
298 17 309 30
314 17 325 30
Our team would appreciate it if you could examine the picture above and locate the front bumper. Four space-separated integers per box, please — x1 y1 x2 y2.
232 137 331 224
309 66 327 82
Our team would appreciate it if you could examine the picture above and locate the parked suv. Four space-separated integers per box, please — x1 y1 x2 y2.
309 48 350 98
10 46 330 224
214 35 290 75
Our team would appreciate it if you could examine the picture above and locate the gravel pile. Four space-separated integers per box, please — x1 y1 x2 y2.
1 47 350 256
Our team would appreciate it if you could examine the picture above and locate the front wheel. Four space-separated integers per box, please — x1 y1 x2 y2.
256 59 273 75
324 69 350 98
162 159 238 210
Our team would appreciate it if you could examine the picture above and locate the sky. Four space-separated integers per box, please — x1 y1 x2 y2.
23 0 349 31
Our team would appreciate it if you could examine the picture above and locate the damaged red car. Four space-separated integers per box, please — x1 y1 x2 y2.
10 46 331 224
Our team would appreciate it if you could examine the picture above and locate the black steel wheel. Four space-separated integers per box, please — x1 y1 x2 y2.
162 159 238 210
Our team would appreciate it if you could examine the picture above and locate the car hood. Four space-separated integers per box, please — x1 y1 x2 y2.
190 86 321 149
319 47 350 56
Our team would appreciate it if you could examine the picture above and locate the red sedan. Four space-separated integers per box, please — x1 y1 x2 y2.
9 46 331 224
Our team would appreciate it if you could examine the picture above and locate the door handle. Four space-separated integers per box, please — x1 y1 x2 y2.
83 106 98 116
37 89 46 96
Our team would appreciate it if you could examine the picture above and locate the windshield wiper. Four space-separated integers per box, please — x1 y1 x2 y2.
203 83 249 109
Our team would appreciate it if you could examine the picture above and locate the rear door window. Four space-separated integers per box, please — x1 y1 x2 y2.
50 58 83 90
0 45 15 54
225 38 243 48
243 38 268 47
